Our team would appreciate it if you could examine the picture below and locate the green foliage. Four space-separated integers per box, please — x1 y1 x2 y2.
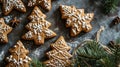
73 41 109 67
106 38 120 67
102 0 120 14
73 39 120 67
29 38 120 67
30 58 46 67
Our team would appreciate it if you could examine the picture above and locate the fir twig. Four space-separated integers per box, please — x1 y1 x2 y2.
72 38 120 67
73 40 109 67
102 0 120 14
107 38 120 67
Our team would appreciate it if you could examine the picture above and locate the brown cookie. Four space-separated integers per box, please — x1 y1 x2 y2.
46 50 72 60
22 6 56 45
28 0 52 11
44 36 72 67
6 41 32 67
0 18 12 43
2 0 26 15
44 58 71 67
51 36 71 51
60 5 94 36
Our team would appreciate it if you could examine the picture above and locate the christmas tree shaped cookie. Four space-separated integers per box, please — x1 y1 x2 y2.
44 36 72 67
6 41 32 67
2 0 26 15
0 18 12 43
60 5 94 36
22 6 56 45
28 0 52 11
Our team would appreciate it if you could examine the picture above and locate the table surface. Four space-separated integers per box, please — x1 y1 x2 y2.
0 0 120 66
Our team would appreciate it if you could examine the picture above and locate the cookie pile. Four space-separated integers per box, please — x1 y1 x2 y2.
0 0 94 67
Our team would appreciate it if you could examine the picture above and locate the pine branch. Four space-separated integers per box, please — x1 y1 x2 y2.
97 38 120 67
73 41 109 67
72 38 120 67
102 0 120 14
30 58 46 67
106 38 120 67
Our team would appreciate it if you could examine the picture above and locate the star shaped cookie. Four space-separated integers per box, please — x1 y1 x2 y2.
2 0 26 15
22 6 56 45
28 0 52 10
0 18 12 43
60 5 94 36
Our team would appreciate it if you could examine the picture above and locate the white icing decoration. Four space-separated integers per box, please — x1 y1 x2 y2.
44 29 52 37
0 19 12 42
6 41 31 66
45 37 72 67
61 5 93 35
24 6 56 44
38 35 41 40
3 0 25 12
28 0 51 8
25 31 33 38
72 29 76 35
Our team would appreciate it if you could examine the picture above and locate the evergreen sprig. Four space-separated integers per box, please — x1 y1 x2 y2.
73 41 109 67
102 0 120 14
98 38 120 67
30 58 46 67
105 38 120 67
73 38 120 67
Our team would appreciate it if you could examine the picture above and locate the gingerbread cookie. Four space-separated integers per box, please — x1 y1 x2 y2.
60 5 94 36
6 41 32 67
51 36 71 51
2 0 26 15
44 36 72 67
0 18 12 43
22 6 56 45
28 0 52 11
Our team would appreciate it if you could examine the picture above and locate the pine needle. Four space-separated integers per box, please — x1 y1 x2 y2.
73 38 120 67
102 0 120 14
73 41 109 67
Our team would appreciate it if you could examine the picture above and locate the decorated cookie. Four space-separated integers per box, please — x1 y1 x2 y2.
44 36 72 67
60 5 94 36
2 0 26 15
51 36 71 51
0 18 12 43
22 6 56 45
28 0 52 11
6 41 32 67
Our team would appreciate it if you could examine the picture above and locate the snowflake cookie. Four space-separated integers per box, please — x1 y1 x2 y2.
6 41 32 67
28 0 52 11
44 36 72 67
0 18 12 43
1 0 26 15
22 6 56 45
60 5 94 36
